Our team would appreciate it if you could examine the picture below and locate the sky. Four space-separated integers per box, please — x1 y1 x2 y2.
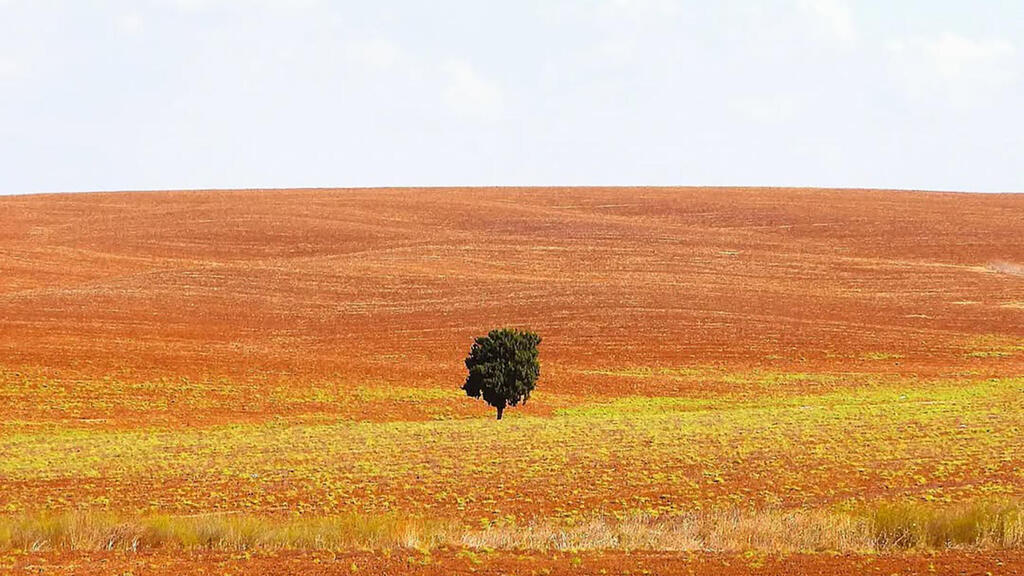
1 0 1022 195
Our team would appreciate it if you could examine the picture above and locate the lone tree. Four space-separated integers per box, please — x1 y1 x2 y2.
462 328 541 420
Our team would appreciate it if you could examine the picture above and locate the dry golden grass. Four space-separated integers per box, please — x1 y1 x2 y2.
869 501 1024 549
459 509 872 552
462 502 1021 552
1 501 1019 554
0 512 453 553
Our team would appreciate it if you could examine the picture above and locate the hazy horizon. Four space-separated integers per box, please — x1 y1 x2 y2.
4 185 1022 199
2 1 1022 195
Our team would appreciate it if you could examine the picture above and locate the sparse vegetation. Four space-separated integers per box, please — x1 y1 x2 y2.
1 501 1020 553
2 188 1022 573
869 501 1024 549
860 352 903 361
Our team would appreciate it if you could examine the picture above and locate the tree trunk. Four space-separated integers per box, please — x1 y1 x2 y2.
496 404 504 420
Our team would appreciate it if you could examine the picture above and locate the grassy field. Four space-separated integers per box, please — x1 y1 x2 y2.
1 370 1020 544
0 187 1021 574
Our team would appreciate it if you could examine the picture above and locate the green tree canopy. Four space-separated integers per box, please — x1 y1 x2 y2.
462 328 541 420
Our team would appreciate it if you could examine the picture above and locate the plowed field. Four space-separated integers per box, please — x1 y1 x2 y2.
1 187 1021 574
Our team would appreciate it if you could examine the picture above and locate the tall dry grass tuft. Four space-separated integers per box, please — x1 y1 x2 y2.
0 512 140 552
869 501 1023 550
704 508 873 552
0 501 1019 554
461 509 874 552
0 512 454 553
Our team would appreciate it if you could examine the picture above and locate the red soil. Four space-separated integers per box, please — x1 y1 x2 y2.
6 549 1023 576
1 188 1022 574
1 187 1021 394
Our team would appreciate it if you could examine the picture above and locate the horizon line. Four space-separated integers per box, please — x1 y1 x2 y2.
4 184 1022 199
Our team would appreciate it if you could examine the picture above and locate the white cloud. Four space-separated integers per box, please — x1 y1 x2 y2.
441 60 504 122
115 13 144 36
594 0 684 64
797 0 855 43
732 93 799 126
166 0 322 13
346 37 403 71
0 56 23 85
888 33 1016 109
168 0 212 11
603 0 682 21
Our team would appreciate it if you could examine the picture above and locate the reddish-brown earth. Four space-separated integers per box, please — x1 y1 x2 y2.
2 187 1021 388
5 550 1024 576
0 187 1021 575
